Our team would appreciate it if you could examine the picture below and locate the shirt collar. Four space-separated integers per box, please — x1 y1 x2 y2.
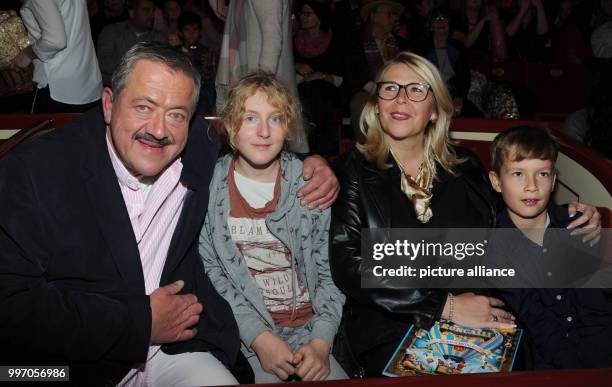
497 203 560 229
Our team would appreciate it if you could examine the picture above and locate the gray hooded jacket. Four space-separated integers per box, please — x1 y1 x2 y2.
199 152 345 357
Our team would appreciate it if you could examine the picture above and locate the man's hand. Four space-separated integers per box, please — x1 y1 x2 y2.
251 331 295 380
567 202 601 246
293 339 331 381
150 280 202 344
299 155 339 210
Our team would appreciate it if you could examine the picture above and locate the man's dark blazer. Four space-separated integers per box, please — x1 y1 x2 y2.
0 108 239 386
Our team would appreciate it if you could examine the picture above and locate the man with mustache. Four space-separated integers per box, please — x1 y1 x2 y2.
0 42 338 386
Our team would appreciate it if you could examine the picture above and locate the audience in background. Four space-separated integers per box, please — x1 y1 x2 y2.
294 1 343 155
97 0 164 85
498 0 549 62
1 0 610 156
161 0 183 46
584 62 612 159
453 0 503 61
589 0 612 32
591 0 612 58
562 59 612 159
547 0 590 64
177 10 218 114
404 0 435 52
191 1 223 50
90 0 128 46
424 7 479 117
345 0 408 143
332 0 363 47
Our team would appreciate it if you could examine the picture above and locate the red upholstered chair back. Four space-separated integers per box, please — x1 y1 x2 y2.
0 119 54 160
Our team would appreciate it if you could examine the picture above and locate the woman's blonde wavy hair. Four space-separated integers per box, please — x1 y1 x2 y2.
220 71 301 152
357 51 464 175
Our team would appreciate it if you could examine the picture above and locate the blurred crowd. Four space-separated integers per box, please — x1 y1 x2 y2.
1 0 611 158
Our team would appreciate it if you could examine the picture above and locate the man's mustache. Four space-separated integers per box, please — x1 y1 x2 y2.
133 132 175 146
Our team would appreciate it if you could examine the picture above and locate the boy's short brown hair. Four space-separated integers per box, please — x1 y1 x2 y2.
220 71 301 152
490 126 559 174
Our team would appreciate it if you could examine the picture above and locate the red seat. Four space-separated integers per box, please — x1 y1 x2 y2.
529 64 590 115
0 119 55 160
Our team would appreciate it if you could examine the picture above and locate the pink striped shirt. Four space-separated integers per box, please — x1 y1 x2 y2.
106 134 188 387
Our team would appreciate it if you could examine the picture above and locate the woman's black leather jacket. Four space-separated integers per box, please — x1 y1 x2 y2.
330 145 497 356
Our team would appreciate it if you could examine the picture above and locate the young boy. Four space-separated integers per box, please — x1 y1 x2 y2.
488 125 612 369
198 72 347 383
177 10 218 114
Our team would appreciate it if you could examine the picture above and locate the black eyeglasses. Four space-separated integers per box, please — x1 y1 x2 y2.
376 82 432 102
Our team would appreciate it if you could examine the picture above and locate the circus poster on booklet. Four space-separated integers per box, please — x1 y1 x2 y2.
383 320 522 377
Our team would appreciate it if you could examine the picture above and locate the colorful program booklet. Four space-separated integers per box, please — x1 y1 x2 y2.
383 320 522 377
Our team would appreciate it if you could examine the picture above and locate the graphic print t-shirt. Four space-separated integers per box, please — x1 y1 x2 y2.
227 161 312 327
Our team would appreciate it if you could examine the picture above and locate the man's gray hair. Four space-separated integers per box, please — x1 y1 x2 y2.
111 42 201 114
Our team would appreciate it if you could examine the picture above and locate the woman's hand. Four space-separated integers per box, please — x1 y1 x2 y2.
443 292 515 329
